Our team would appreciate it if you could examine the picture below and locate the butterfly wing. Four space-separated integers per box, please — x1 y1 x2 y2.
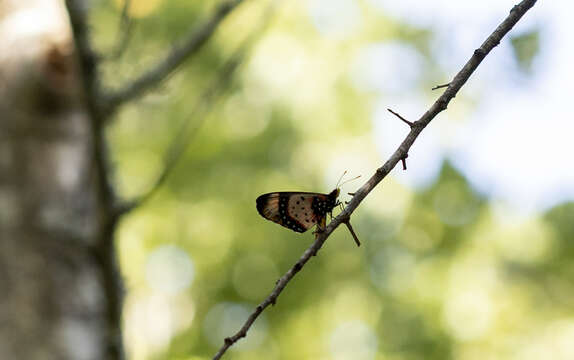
256 191 338 233
256 192 322 233
256 193 283 223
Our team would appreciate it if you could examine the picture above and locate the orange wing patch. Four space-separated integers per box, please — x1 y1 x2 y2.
287 195 319 232
256 193 281 223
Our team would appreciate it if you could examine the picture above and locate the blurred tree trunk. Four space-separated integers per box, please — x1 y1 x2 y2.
0 1 121 359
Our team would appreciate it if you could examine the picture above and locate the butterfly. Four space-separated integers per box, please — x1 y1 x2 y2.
256 172 361 234
256 188 340 233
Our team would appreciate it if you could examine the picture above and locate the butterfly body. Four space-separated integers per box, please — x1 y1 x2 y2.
256 189 340 233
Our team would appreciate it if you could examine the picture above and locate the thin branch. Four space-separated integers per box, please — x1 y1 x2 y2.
106 0 134 60
212 0 538 358
105 0 245 112
387 108 414 127
432 82 450 90
65 2 124 360
117 0 278 215
116 52 243 214
65 1 98 98
343 220 361 247
65 0 118 211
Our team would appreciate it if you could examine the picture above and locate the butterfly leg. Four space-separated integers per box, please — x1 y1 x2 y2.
331 200 345 216
313 216 327 234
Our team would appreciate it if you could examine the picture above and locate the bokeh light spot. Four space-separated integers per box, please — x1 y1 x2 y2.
493 218 555 264
146 244 195 295
443 288 494 341
124 294 194 359
328 321 378 360
224 93 270 139
351 42 423 94
308 0 362 39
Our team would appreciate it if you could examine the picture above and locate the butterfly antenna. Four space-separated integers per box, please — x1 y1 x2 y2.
335 170 348 189
340 175 361 187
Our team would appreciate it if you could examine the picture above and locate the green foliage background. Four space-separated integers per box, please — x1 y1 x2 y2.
92 1 572 359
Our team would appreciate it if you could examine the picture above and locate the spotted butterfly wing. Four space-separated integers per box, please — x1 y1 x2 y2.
256 189 340 233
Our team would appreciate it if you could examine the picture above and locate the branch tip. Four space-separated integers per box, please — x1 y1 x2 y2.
106 0 134 60
431 83 450 90
401 155 408 170
387 108 414 127
343 220 361 247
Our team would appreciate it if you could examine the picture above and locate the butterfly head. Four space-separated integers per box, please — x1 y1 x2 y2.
325 188 341 215
335 172 361 193
329 188 340 201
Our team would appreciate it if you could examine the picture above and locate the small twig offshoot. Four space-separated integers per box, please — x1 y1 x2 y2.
107 0 134 60
387 108 414 127
401 154 408 170
343 220 361 247
432 82 451 90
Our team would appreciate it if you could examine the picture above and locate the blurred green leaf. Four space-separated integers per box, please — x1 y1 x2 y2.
510 29 540 73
